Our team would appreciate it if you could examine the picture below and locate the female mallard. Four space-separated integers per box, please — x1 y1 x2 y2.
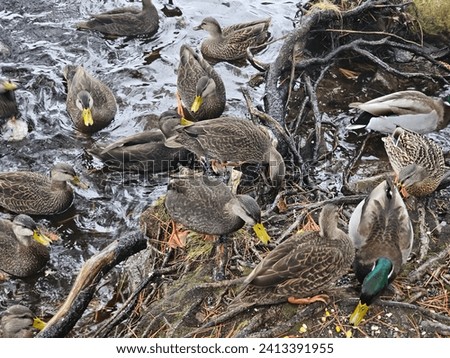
176 44 226 121
164 117 285 187
382 127 445 197
0 79 18 120
1 305 46 338
165 175 270 247
90 111 189 172
0 163 87 215
348 179 413 326
64 65 117 134
76 0 159 38
193 17 271 61
348 90 450 134
0 215 52 278
240 204 354 304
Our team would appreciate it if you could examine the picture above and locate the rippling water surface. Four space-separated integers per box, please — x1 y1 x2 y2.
0 0 298 326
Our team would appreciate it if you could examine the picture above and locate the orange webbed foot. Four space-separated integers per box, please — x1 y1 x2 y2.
288 294 329 305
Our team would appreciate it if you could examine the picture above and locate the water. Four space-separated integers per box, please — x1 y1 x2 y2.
0 0 298 330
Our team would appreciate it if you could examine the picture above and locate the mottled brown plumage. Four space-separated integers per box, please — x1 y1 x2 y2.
0 215 50 278
165 175 264 237
164 117 285 186
1 305 43 338
90 111 190 172
177 44 226 121
76 0 159 38
64 65 117 134
0 163 85 215
240 204 354 300
382 127 445 197
348 179 413 325
194 17 271 61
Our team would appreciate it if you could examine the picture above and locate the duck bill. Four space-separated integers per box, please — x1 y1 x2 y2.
190 96 203 113
3 81 17 91
252 223 270 245
71 175 89 189
33 230 52 246
349 301 369 326
193 24 202 31
82 108 94 126
180 117 194 126
32 317 46 331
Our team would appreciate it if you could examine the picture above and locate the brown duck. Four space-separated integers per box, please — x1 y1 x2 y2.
194 17 271 61
382 127 445 197
76 0 159 38
176 44 226 121
0 163 87 215
164 117 285 187
0 215 52 278
239 204 354 304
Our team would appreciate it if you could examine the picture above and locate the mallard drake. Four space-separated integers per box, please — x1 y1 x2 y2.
0 79 18 120
193 17 271 61
348 179 413 326
76 0 159 38
382 127 445 197
240 204 354 304
1 305 46 338
164 117 285 187
348 90 450 134
0 163 88 215
176 44 226 121
90 111 190 172
165 175 270 245
0 215 52 278
63 65 117 134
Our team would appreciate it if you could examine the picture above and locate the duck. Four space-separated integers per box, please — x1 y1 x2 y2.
164 117 285 187
348 90 450 134
176 44 226 121
348 179 413 326
0 78 27 141
0 163 88 215
193 17 271 61
75 0 159 38
239 204 354 304
164 174 270 247
1 305 46 338
382 127 445 197
63 65 117 134
90 111 190 172
0 79 18 121
0 215 52 278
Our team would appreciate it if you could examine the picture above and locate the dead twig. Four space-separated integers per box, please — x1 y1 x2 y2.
408 244 450 282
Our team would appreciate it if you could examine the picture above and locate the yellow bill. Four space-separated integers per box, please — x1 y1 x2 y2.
180 117 194 126
33 230 52 247
32 317 46 331
190 95 203 113
71 176 89 189
253 223 270 245
349 301 369 326
82 108 93 126
3 81 17 91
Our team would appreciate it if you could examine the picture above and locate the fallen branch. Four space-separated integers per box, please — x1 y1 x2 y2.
37 232 147 338
408 244 450 282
